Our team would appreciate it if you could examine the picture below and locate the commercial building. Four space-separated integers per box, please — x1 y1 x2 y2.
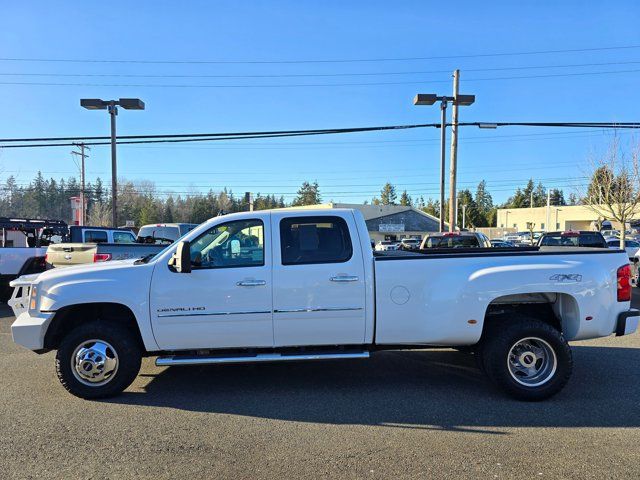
496 204 640 232
286 203 443 243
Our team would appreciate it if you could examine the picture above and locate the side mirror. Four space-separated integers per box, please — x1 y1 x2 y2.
173 241 192 273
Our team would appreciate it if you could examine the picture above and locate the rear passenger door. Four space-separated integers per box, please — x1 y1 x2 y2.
271 212 366 347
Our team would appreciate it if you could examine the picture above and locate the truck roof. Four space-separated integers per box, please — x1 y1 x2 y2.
203 208 359 223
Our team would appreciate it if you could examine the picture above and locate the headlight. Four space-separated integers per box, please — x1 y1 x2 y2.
28 285 39 312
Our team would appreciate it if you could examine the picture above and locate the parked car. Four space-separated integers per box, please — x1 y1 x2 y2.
46 223 198 268
0 217 67 297
420 231 492 249
9 208 637 401
503 233 520 244
606 238 640 259
490 239 515 248
374 240 398 251
538 231 608 248
398 238 421 251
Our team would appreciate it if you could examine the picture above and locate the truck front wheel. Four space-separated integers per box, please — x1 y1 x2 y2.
481 318 573 401
55 321 142 399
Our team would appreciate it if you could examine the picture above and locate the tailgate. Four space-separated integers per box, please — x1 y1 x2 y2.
101 244 164 261
46 243 97 267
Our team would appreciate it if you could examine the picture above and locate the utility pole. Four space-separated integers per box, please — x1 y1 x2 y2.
448 70 460 232
71 143 90 226
245 192 254 211
439 99 447 232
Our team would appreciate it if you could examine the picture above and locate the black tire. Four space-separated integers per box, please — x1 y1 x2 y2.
55 321 142 399
481 317 572 401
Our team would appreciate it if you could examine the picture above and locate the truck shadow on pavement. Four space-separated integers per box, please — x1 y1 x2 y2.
110 345 640 432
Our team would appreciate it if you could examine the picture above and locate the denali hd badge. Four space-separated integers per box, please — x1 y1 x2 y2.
157 306 206 313
549 274 582 282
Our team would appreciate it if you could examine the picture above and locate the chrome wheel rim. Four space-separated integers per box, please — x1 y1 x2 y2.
71 339 119 387
507 337 557 387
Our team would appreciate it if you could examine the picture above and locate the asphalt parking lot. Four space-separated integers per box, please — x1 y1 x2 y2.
1 296 639 479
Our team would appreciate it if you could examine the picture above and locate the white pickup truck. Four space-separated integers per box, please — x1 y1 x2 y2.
9 208 639 401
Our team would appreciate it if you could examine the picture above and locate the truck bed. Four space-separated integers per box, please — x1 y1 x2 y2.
373 245 628 346
374 246 621 260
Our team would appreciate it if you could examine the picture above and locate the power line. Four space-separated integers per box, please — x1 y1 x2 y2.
1 44 638 64
1 122 638 149
0 123 436 144
2 60 640 79
2 67 640 88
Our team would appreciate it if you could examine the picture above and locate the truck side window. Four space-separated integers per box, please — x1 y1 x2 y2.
113 231 136 244
280 216 352 265
189 219 264 269
85 230 108 243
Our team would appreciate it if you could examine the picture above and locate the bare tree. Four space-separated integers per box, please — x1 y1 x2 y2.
580 138 640 248
87 202 111 226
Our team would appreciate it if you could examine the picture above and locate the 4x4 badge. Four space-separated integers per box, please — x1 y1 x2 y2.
549 274 582 282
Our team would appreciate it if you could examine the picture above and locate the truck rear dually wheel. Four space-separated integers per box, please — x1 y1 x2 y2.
481 317 572 401
55 321 141 399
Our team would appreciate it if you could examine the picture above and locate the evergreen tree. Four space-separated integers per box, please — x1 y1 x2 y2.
549 188 566 206
94 177 105 204
533 182 546 207
474 180 493 213
399 190 412 206
164 196 175 223
380 182 397 205
292 181 321 206
422 198 439 218
458 189 482 228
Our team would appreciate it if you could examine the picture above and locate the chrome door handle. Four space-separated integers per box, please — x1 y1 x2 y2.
236 280 266 287
330 275 359 282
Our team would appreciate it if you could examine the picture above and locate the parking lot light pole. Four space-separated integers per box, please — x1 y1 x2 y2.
80 98 145 227
413 93 449 232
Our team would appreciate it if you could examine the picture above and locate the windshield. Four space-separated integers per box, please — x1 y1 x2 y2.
424 235 480 248
137 226 180 244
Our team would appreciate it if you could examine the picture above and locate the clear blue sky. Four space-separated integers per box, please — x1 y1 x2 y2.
1 0 639 204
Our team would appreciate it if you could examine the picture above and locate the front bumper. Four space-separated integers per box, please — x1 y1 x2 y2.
11 311 54 350
616 309 640 336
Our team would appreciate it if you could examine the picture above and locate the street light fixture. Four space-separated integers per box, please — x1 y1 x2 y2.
80 98 145 227
413 90 474 232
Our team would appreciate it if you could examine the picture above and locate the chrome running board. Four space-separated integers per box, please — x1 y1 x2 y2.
156 351 370 366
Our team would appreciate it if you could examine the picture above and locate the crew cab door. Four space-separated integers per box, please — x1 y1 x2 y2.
271 212 366 346
149 213 273 350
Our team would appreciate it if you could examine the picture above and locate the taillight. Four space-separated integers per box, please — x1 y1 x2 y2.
617 264 631 302
93 253 112 263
